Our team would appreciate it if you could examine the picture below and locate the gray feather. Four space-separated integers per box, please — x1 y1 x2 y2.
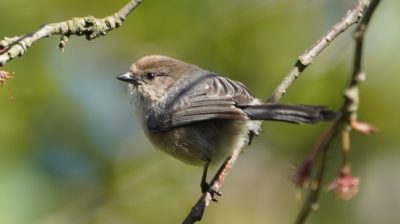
240 104 337 123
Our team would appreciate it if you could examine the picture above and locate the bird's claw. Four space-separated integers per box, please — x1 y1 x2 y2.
201 182 222 202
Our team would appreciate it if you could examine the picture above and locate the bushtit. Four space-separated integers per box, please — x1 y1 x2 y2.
117 55 335 194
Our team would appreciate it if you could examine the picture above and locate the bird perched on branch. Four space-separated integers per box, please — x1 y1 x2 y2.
117 55 336 196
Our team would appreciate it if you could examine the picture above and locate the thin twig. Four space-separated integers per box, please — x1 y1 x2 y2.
268 0 370 103
182 151 241 223
294 0 380 223
0 0 142 66
294 121 339 224
182 1 375 223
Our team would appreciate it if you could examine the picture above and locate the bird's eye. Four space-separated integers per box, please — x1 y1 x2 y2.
145 72 155 80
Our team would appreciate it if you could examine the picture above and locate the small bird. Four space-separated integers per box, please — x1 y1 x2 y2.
117 55 335 195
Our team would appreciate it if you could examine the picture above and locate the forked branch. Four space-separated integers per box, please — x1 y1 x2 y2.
183 0 375 223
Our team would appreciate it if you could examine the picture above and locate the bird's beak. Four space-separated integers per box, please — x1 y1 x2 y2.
117 72 139 86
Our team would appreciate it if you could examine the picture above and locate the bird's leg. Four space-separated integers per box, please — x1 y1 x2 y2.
200 160 222 202
247 131 256 145
200 160 210 193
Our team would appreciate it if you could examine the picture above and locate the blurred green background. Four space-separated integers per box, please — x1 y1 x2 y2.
0 0 399 223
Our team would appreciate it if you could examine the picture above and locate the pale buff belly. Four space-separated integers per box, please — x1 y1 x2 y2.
145 119 257 166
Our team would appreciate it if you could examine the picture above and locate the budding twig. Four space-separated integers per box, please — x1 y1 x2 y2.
295 0 380 223
267 0 370 103
183 0 377 223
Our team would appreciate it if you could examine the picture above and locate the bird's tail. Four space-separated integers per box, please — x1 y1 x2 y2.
240 104 337 124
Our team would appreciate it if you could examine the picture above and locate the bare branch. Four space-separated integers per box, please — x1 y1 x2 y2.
295 0 381 223
182 152 240 223
183 0 377 223
294 121 339 224
268 0 371 103
0 0 142 66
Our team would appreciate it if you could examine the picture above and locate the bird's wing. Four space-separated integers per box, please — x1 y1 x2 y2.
146 74 255 132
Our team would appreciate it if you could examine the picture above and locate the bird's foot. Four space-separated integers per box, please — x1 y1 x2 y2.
201 182 222 202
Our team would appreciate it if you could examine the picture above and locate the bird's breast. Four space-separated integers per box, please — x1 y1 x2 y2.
144 119 261 166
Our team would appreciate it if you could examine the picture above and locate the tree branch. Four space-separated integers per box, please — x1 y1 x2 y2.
182 0 375 223
0 0 142 66
294 0 380 223
268 0 370 103
183 153 240 223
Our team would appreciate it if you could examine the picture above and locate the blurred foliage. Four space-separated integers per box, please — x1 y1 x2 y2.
0 0 399 223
